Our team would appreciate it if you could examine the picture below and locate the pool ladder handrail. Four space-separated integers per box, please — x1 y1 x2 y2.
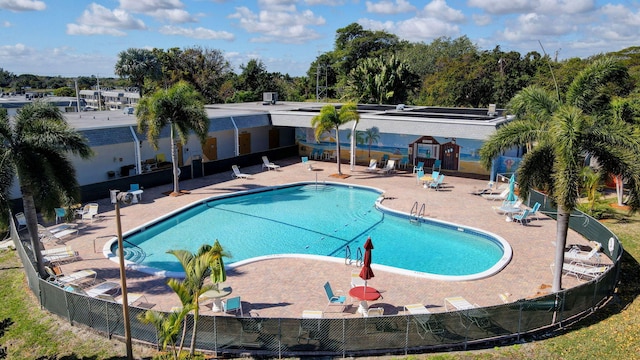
344 245 363 266
410 201 426 224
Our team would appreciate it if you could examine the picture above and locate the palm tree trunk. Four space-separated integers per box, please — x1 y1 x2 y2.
552 205 570 292
335 127 342 175
189 303 199 355
170 122 180 195
21 190 46 277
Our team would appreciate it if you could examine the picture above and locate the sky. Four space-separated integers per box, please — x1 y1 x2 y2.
0 0 638 78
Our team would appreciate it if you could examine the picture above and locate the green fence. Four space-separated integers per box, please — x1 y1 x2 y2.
10 189 622 357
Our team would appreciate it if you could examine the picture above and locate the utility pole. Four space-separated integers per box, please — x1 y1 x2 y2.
315 64 327 102
96 75 102 111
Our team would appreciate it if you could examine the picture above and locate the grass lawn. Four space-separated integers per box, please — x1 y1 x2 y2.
0 201 638 359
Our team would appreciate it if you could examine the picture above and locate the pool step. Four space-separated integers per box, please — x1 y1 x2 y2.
123 247 147 263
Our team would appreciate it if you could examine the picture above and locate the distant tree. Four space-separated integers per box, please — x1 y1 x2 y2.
114 48 161 96
311 103 360 175
136 81 209 196
234 59 272 102
0 102 92 276
158 46 232 103
53 86 74 97
346 55 418 104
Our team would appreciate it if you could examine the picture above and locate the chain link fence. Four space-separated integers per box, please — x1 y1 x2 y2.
10 189 622 357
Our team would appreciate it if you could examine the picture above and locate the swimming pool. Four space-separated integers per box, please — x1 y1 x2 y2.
104 182 512 280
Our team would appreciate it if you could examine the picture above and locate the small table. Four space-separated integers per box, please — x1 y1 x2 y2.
199 286 232 312
349 286 382 314
128 189 144 203
419 175 433 188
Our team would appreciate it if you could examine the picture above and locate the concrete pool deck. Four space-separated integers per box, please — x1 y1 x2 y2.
50 157 588 318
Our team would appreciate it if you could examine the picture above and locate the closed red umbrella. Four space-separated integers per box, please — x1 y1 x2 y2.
359 237 375 285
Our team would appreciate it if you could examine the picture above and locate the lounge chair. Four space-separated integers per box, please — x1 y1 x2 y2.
261 156 280 171
351 270 366 288
559 261 610 280
412 161 424 174
41 245 74 256
398 157 409 169
513 209 531 225
481 188 510 201
301 156 312 170
15 212 27 232
222 296 243 316
231 165 250 179
43 248 79 264
38 224 79 242
76 203 99 222
433 159 442 172
46 267 96 286
444 296 490 328
428 174 445 190
365 159 378 173
382 159 396 175
492 199 522 215
404 304 444 338
85 281 121 298
323 281 346 312
530 202 541 220
416 169 425 186
565 241 602 264
444 296 477 311
363 307 384 317
96 292 154 308
54 208 67 224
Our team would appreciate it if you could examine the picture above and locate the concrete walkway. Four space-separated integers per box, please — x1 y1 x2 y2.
49 157 589 318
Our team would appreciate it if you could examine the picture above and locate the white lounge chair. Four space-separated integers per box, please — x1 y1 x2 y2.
444 296 477 311
365 159 378 173
39 224 79 242
481 188 510 201
46 267 96 286
231 165 250 179
85 281 121 298
560 262 610 280
43 248 79 264
261 156 280 171
444 296 490 328
75 203 99 222
41 245 74 256
565 241 602 264
381 159 396 175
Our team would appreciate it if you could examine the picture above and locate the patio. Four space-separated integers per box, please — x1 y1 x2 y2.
46 157 587 319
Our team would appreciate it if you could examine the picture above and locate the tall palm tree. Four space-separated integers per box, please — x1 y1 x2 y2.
136 81 209 196
480 58 640 292
311 103 360 175
0 103 92 276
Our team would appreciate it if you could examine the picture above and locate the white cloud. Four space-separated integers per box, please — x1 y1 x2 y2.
395 17 460 41
118 0 184 13
468 0 536 15
257 0 297 12
229 6 325 43
357 18 396 32
365 0 416 14
0 0 45 11
304 0 345 5
472 13 492 26
66 3 146 36
535 0 595 14
2 21 11 27
159 25 235 40
421 0 464 22
500 13 576 41
148 9 199 23
0 43 32 57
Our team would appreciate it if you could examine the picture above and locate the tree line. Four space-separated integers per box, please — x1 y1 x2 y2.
1 22 639 107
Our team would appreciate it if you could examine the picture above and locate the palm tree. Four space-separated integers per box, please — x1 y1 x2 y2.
136 81 209 196
167 245 215 356
480 58 640 292
363 127 380 158
0 103 92 276
114 48 161 97
311 103 360 175
137 310 184 359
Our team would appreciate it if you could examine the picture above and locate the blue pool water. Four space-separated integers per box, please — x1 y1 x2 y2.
110 183 511 280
